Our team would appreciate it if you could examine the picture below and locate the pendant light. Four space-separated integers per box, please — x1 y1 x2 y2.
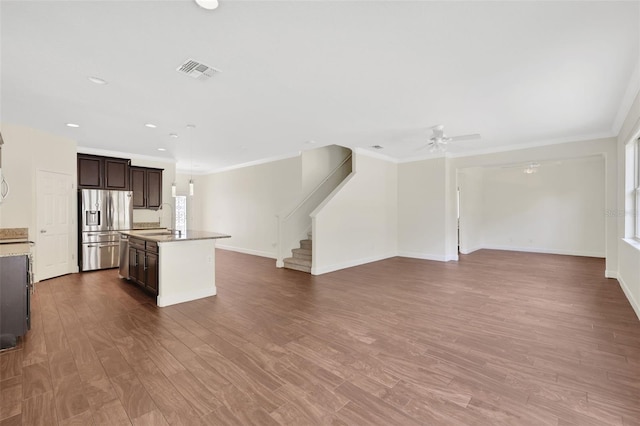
171 182 177 197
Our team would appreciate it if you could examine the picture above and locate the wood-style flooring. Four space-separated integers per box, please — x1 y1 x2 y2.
1 249 639 425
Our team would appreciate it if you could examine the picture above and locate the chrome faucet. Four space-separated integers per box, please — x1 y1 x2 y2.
158 203 174 231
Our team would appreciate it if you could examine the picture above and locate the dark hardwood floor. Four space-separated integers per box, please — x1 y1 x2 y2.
1 249 639 425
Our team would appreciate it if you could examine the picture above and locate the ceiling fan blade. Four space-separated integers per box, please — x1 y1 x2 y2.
449 133 481 142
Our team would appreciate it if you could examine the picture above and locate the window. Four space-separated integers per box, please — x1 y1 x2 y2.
175 195 187 234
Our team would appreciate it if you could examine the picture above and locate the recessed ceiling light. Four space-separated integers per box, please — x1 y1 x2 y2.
145 123 157 128
305 140 317 144
66 123 80 128
157 148 166 152
169 133 178 138
88 76 108 85
186 124 196 129
195 0 219 10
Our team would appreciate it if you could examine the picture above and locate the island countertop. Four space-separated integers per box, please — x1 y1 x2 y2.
120 229 231 243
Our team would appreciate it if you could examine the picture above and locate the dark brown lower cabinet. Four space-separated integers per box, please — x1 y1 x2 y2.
146 252 158 293
128 238 158 295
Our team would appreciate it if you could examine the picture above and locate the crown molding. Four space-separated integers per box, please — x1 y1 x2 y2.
77 146 176 165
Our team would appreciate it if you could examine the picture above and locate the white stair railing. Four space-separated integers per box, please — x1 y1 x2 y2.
276 153 352 267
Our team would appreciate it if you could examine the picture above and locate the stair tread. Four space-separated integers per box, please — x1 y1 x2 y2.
300 239 312 249
292 248 312 255
284 257 311 267
283 263 311 273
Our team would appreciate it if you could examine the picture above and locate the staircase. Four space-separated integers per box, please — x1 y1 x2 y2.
283 232 312 273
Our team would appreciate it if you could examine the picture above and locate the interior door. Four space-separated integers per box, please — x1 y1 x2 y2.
37 170 73 281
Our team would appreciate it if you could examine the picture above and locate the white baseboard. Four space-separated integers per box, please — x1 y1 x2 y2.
482 245 605 258
459 246 483 255
216 244 276 259
397 251 449 262
157 287 216 308
312 252 396 275
617 273 640 321
605 270 618 279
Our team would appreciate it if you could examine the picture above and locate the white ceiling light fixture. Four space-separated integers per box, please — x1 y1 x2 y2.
195 0 219 10
523 162 540 174
145 123 157 128
66 123 80 128
169 133 178 138
157 148 166 152
87 76 108 85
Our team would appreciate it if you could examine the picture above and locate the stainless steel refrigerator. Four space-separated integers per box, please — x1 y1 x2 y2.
79 189 132 271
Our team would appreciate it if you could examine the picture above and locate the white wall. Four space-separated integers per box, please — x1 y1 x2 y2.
301 145 351 195
480 156 605 257
311 150 397 274
449 137 618 274
617 89 640 320
200 156 302 258
0 123 78 276
397 158 448 260
458 168 485 254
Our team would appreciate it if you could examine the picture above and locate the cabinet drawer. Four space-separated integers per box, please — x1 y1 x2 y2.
130 238 145 250
146 242 158 253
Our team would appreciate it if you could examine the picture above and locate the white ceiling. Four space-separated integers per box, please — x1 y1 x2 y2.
1 1 638 173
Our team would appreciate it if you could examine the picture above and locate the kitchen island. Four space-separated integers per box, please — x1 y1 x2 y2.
119 230 230 307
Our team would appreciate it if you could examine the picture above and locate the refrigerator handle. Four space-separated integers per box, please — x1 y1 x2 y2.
107 193 113 230
110 193 115 229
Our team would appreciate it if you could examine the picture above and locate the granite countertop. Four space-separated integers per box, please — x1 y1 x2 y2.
0 243 32 257
120 229 231 243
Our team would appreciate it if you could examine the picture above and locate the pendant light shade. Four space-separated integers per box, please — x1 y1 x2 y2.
171 182 177 197
189 179 194 196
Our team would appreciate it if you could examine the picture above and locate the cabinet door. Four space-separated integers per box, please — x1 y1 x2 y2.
130 167 146 209
0 256 28 338
145 252 158 294
128 248 138 281
78 155 103 188
105 158 130 190
146 170 163 210
136 249 147 287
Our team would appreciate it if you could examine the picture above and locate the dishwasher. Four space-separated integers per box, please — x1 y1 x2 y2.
118 234 129 279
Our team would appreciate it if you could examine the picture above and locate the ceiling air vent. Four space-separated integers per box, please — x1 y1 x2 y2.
176 59 220 81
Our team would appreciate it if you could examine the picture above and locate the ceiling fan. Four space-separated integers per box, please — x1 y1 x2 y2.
420 125 481 152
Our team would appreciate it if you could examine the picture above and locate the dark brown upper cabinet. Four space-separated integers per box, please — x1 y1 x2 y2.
104 158 130 190
77 154 131 190
130 166 163 210
146 169 163 210
130 167 146 209
77 154 103 188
